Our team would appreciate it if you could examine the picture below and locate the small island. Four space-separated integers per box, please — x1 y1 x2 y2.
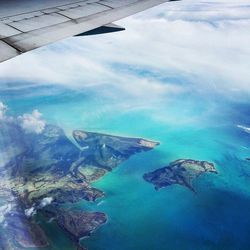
143 159 217 192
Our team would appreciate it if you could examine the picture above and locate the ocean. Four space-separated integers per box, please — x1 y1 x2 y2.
1 81 250 250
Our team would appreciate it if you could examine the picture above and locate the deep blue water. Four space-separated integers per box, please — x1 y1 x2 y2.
0 81 250 250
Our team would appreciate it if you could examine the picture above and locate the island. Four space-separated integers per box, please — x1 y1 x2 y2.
143 159 217 192
0 120 159 250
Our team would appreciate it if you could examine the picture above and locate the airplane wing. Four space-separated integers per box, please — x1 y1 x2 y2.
0 0 177 63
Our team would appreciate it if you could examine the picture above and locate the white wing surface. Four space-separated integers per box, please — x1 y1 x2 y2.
0 0 177 63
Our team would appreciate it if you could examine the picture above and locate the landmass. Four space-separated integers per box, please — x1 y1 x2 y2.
143 159 217 192
0 120 159 250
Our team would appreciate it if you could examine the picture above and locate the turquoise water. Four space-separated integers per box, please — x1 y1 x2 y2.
1 81 250 250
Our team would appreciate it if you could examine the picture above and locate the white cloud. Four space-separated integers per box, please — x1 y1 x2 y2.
24 206 36 217
136 0 250 22
0 102 7 120
0 204 12 223
0 0 249 100
39 197 53 208
18 110 46 134
237 125 250 133
24 197 53 218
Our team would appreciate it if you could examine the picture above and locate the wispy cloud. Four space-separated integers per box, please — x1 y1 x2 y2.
0 0 249 101
0 102 7 120
237 125 250 133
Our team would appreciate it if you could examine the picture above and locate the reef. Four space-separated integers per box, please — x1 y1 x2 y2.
143 159 217 192
0 121 159 249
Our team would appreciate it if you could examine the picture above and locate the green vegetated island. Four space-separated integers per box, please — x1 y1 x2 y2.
0 120 217 249
0 120 158 250
143 159 218 192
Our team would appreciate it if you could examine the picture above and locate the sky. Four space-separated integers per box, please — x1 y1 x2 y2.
0 0 250 106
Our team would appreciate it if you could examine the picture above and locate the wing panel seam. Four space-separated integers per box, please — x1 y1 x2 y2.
1 38 23 53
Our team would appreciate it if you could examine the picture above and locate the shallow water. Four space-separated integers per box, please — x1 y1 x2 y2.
1 82 250 250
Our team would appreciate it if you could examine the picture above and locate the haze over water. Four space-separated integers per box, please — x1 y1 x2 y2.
1 1 250 249
1 80 250 249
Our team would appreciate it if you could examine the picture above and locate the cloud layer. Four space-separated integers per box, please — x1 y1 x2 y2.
0 0 249 100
